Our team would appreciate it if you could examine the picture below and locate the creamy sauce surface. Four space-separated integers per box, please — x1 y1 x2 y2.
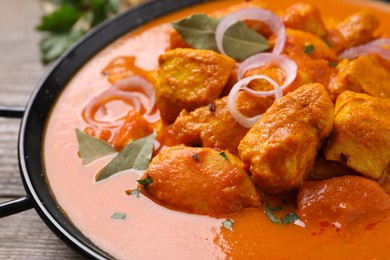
44 0 390 259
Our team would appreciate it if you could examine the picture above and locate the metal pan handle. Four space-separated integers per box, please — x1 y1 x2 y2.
0 106 33 218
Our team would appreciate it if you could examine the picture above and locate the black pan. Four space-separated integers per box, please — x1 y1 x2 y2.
0 0 209 258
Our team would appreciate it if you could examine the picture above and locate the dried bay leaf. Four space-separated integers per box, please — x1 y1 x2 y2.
75 128 116 165
96 133 156 181
223 21 269 61
171 14 269 61
172 14 219 52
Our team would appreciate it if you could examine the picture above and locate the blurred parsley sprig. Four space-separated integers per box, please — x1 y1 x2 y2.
36 0 122 64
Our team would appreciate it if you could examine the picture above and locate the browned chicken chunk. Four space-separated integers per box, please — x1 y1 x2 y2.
239 83 334 194
324 91 390 180
328 55 390 101
140 146 260 216
282 3 327 38
327 11 379 53
155 48 235 124
297 175 390 226
171 97 249 155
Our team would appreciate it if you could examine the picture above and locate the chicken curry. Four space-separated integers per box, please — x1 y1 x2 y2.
44 0 390 259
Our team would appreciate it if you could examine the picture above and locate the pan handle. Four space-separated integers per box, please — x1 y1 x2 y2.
0 106 34 218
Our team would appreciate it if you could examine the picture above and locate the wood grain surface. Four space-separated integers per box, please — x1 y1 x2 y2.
0 0 85 259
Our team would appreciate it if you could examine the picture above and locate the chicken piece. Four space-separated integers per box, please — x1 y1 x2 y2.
327 11 379 53
111 110 154 151
171 97 249 155
297 176 390 226
155 48 235 124
328 55 390 101
324 91 390 180
239 83 334 194
140 146 260 216
283 29 336 91
282 3 327 38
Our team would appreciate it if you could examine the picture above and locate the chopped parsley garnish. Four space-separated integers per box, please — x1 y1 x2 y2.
281 213 300 224
264 202 300 225
219 152 229 161
222 219 234 231
111 212 126 219
126 188 141 198
264 203 281 224
137 176 153 190
304 44 315 54
329 61 338 67
193 153 199 162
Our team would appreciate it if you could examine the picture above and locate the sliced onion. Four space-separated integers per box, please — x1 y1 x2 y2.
338 38 390 60
237 53 297 93
228 75 282 128
215 7 286 56
82 76 159 127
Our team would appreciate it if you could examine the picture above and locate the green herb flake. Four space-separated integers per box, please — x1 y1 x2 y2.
264 203 281 224
219 152 229 161
137 176 153 190
111 212 126 220
222 219 234 231
329 61 338 67
281 212 300 224
223 21 269 61
125 188 141 198
193 153 200 162
304 44 315 54
172 14 220 52
75 128 116 165
96 133 156 182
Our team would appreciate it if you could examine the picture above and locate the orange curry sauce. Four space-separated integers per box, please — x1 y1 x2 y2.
44 0 390 259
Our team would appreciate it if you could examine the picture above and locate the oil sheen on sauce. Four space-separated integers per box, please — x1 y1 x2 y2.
43 0 390 259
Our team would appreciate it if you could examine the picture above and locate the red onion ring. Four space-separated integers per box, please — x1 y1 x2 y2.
82 76 159 128
227 75 282 128
237 53 297 94
215 7 286 57
338 38 390 60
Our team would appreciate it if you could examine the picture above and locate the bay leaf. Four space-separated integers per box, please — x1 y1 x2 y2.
96 133 156 181
75 128 116 165
223 21 269 61
172 14 219 52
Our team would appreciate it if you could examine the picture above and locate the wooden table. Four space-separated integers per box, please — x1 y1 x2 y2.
0 0 85 259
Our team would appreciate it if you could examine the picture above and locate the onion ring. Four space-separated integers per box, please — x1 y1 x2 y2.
338 38 390 60
82 76 159 128
237 53 298 93
215 7 286 57
227 75 282 128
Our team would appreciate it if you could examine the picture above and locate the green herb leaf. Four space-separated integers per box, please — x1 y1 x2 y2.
219 152 229 161
96 133 156 181
111 212 127 219
37 0 121 63
126 188 141 198
223 21 269 61
40 29 85 63
222 219 234 231
172 14 220 52
192 153 200 162
75 128 116 165
36 4 81 32
281 213 299 224
329 61 338 67
304 44 315 54
137 176 153 189
264 203 281 224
